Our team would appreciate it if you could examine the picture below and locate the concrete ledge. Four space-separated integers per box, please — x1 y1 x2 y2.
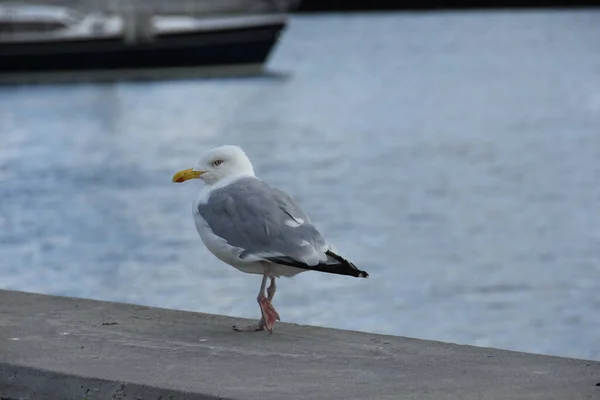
0 290 598 400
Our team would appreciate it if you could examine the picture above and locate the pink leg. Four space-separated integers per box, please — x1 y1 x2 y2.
264 277 280 330
261 276 280 333
233 266 280 333
267 276 276 302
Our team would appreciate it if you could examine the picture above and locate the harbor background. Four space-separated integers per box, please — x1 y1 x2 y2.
297 1 599 11
1 7 600 362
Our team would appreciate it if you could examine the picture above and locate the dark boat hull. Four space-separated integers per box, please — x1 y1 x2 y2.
0 20 286 83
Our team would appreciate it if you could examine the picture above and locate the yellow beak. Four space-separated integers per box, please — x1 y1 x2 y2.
172 168 204 183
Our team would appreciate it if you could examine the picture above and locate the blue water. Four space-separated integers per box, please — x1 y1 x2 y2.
1 9 600 361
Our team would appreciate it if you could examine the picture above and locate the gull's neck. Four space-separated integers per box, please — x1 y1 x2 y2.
195 172 256 205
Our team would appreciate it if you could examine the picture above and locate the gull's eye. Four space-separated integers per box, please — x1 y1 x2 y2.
212 159 223 167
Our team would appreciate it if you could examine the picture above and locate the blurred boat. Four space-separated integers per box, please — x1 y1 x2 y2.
0 2 291 83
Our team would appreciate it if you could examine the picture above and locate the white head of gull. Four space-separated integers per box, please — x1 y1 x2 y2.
172 145 368 334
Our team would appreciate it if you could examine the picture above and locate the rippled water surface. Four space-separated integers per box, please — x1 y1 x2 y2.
1 10 600 360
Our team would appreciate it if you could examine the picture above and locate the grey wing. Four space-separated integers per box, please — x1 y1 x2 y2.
197 178 329 266
271 187 313 226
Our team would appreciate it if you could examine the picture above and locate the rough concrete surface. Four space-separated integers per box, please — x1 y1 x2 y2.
0 290 598 400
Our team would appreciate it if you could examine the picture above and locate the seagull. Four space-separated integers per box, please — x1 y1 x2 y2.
172 145 369 333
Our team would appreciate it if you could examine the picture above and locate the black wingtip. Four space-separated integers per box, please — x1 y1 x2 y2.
266 251 369 278
325 250 369 278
